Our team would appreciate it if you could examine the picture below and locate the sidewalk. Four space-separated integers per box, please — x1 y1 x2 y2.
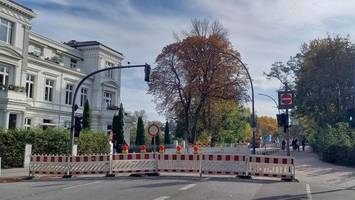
0 168 28 178
293 148 355 189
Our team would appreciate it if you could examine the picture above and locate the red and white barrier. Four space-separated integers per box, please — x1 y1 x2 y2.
201 154 248 176
29 155 68 175
70 154 110 175
157 154 200 173
248 155 295 178
29 153 295 180
111 153 157 174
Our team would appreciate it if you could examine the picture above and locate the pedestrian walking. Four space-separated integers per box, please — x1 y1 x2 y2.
295 139 300 152
302 139 306 151
282 140 286 151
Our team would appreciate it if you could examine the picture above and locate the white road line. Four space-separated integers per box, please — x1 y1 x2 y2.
62 181 102 190
153 196 170 200
179 183 196 191
306 184 312 200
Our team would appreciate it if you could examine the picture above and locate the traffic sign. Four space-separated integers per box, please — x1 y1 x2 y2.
148 124 160 137
278 91 294 109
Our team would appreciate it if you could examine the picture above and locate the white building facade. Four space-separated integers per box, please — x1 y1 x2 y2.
0 0 124 135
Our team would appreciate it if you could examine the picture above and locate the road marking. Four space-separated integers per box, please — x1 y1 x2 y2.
179 183 196 191
62 181 102 190
153 196 169 200
305 184 312 200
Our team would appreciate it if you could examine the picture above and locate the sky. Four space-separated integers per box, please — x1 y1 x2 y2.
17 0 355 121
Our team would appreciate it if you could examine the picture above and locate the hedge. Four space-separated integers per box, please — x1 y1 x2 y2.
306 122 355 167
0 128 109 169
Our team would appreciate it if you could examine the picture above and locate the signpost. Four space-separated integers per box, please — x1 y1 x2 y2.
148 124 160 153
278 83 294 156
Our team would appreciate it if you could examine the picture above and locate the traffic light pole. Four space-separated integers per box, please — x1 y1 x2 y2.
68 64 150 156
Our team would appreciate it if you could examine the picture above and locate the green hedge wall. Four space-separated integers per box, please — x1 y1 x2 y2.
0 128 109 169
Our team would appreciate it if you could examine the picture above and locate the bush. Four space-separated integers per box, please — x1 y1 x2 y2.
76 130 109 154
0 128 109 169
305 122 355 167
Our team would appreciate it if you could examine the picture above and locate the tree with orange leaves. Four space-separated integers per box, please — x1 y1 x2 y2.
148 19 248 144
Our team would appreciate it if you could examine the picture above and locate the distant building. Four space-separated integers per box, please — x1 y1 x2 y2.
0 0 125 136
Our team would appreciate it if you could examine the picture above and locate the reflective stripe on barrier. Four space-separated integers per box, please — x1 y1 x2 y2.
201 154 248 175
248 155 295 178
111 153 157 174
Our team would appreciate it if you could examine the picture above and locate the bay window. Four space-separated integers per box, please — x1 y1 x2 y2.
0 17 13 44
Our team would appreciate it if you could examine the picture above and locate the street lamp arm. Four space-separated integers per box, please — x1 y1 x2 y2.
258 93 280 114
227 53 256 154
69 64 149 155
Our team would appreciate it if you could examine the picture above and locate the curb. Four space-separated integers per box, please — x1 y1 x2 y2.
0 176 33 183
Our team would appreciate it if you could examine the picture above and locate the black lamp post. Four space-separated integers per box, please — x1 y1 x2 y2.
68 64 151 156
229 54 256 154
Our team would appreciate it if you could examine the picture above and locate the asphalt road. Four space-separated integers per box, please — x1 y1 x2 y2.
0 175 354 200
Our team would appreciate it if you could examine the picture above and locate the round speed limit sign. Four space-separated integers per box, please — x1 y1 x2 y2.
148 124 160 137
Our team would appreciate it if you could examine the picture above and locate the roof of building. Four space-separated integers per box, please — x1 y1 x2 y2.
7 0 33 12
65 40 123 57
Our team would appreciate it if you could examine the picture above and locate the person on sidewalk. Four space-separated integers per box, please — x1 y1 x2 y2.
302 139 306 151
282 140 286 151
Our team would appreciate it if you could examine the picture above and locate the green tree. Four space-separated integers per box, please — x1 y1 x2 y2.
295 36 355 125
266 35 355 167
135 116 145 145
164 121 171 144
112 103 125 147
82 100 91 130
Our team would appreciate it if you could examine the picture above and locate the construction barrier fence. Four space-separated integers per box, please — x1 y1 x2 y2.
29 153 295 180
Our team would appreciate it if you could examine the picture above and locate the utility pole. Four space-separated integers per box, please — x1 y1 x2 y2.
285 83 290 156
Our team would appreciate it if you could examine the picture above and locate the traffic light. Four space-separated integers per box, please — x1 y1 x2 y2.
276 113 288 127
74 116 82 137
144 63 151 82
347 108 355 128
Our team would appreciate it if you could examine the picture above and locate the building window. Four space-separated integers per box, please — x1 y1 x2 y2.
24 118 31 129
103 91 113 108
80 88 88 107
25 74 35 98
44 79 54 101
31 45 43 57
0 17 13 44
0 66 9 86
70 59 77 68
65 84 73 105
105 61 114 79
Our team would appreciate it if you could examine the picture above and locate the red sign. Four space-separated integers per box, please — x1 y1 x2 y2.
148 124 160 137
280 93 292 105
278 91 295 109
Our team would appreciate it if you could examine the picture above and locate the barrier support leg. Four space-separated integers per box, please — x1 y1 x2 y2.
238 157 251 179
146 153 160 176
106 153 115 177
63 156 72 178
199 154 202 178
